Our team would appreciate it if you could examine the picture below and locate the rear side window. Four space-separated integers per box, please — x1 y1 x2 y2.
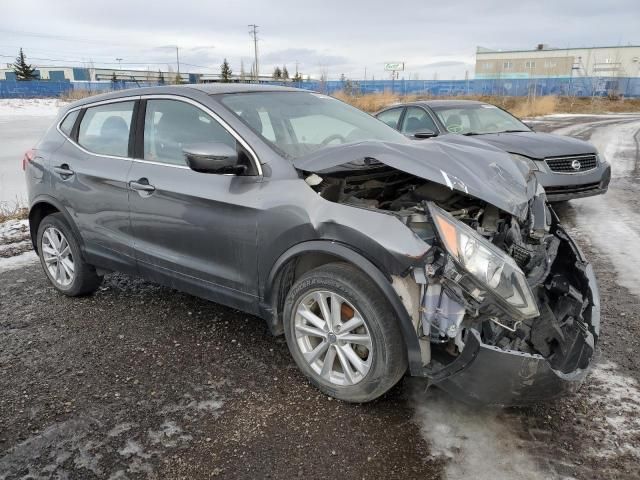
59 110 79 136
376 107 403 129
143 99 236 166
78 101 134 157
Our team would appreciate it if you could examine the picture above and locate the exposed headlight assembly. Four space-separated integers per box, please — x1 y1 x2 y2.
427 203 540 319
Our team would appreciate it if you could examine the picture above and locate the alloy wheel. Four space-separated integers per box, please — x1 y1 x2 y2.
294 290 373 386
41 226 75 287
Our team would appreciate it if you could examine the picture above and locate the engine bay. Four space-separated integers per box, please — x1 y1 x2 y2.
310 166 597 374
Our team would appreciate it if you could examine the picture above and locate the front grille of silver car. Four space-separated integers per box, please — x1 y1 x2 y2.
545 154 597 173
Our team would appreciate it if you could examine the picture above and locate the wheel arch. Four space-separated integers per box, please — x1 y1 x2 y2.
29 196 84 254
263 240 423 375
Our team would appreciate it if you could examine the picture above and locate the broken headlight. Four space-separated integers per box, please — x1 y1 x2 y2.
427 203 540 319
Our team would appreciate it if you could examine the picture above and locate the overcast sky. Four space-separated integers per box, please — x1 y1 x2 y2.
1 0 639 80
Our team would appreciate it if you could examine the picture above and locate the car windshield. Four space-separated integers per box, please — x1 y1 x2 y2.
220 91 408 158
431 104 530 135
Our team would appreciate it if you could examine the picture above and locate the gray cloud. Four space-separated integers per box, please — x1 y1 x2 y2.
1 0 638 80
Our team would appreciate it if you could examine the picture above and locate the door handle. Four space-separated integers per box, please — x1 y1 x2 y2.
53 164 74 177
129 179 156 193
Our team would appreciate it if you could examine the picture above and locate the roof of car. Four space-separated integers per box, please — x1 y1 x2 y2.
62 83 304 111
410 99 486 108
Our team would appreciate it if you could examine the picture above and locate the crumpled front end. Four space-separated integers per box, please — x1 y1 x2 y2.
411 199 599 406
301 143 599 406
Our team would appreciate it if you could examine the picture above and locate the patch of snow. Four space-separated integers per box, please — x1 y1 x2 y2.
0 250 38 273
0 219 30 243
411 387 549 480
0 98 67 117
586 361 640 460
589 119 640 178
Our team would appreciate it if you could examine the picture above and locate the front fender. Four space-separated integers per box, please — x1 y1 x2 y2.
263 240 424 375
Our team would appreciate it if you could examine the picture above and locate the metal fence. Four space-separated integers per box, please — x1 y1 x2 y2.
291 76 640 98
2 76 640 99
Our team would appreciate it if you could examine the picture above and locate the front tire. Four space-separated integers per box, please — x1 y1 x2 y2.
283 262 407 402
36 213 102 296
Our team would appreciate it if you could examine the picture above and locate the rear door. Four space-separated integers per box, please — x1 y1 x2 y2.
52 99 137 273
127 96 262 311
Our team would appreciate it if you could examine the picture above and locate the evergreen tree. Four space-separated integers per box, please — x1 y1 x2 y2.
220 58 233 82
272 66 282 80
111 72 118 84
158 70 165 85
292 72 303 83
282 65 289 80
174 73 182 85
12 48 37 81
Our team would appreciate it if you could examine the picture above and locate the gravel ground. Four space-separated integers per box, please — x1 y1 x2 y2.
1 114 640 480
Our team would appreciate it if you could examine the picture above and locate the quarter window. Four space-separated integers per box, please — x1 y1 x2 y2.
60 110 79 136
377 107 403 129
143 99 236 166
78 101 134 157
401 107 437 135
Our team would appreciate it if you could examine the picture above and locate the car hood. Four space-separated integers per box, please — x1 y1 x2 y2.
293 140 538 220
470 131 597 160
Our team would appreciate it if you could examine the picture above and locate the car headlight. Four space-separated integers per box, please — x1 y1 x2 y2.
427 203 540 319
510 153 539 173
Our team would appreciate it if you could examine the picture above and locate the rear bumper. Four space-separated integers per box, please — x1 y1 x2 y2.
538 161 611 202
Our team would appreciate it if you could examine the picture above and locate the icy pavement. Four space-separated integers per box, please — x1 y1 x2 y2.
412 388 547 480
567 118 640 296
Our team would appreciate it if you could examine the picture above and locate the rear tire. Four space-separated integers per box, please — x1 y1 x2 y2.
36 213 102 296
283 262 407 403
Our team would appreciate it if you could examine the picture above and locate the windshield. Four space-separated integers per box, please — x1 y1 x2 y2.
431 104 530 135
220 91 408 158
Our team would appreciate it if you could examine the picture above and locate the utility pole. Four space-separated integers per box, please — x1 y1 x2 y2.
175 46 181 79
248 24 259 82
116 58 123 70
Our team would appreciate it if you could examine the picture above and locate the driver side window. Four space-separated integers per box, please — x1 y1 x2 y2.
143 99 236 166
401 107 437 135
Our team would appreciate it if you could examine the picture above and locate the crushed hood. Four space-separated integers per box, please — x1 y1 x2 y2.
293 140 537 219
469 131 597 160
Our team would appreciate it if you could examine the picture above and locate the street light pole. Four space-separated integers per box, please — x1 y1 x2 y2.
116 58 122 70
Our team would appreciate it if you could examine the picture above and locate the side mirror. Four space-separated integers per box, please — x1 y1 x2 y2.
412 130 438 139
183 142 246 174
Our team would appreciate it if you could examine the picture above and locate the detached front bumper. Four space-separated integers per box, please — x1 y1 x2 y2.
426 248 600 407
433 330 590 406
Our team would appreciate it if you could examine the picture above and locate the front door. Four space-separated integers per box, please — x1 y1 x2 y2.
127 98 261 311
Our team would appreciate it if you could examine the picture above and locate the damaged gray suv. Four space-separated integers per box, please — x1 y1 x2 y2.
25 85 600 406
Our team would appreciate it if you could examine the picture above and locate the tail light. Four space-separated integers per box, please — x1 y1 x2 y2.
22 149 35 171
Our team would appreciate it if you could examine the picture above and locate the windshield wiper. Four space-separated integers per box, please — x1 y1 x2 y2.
496 129 530 133
462 132 483 136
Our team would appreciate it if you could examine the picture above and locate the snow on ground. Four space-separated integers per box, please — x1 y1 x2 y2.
0 250 38 273
0 99 67 117
586 361 640 460
0 218 30 243
411 388 547 480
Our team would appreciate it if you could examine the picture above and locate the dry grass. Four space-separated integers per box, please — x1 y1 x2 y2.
332 91 640 117
0 204 28 223
60 89 100 102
